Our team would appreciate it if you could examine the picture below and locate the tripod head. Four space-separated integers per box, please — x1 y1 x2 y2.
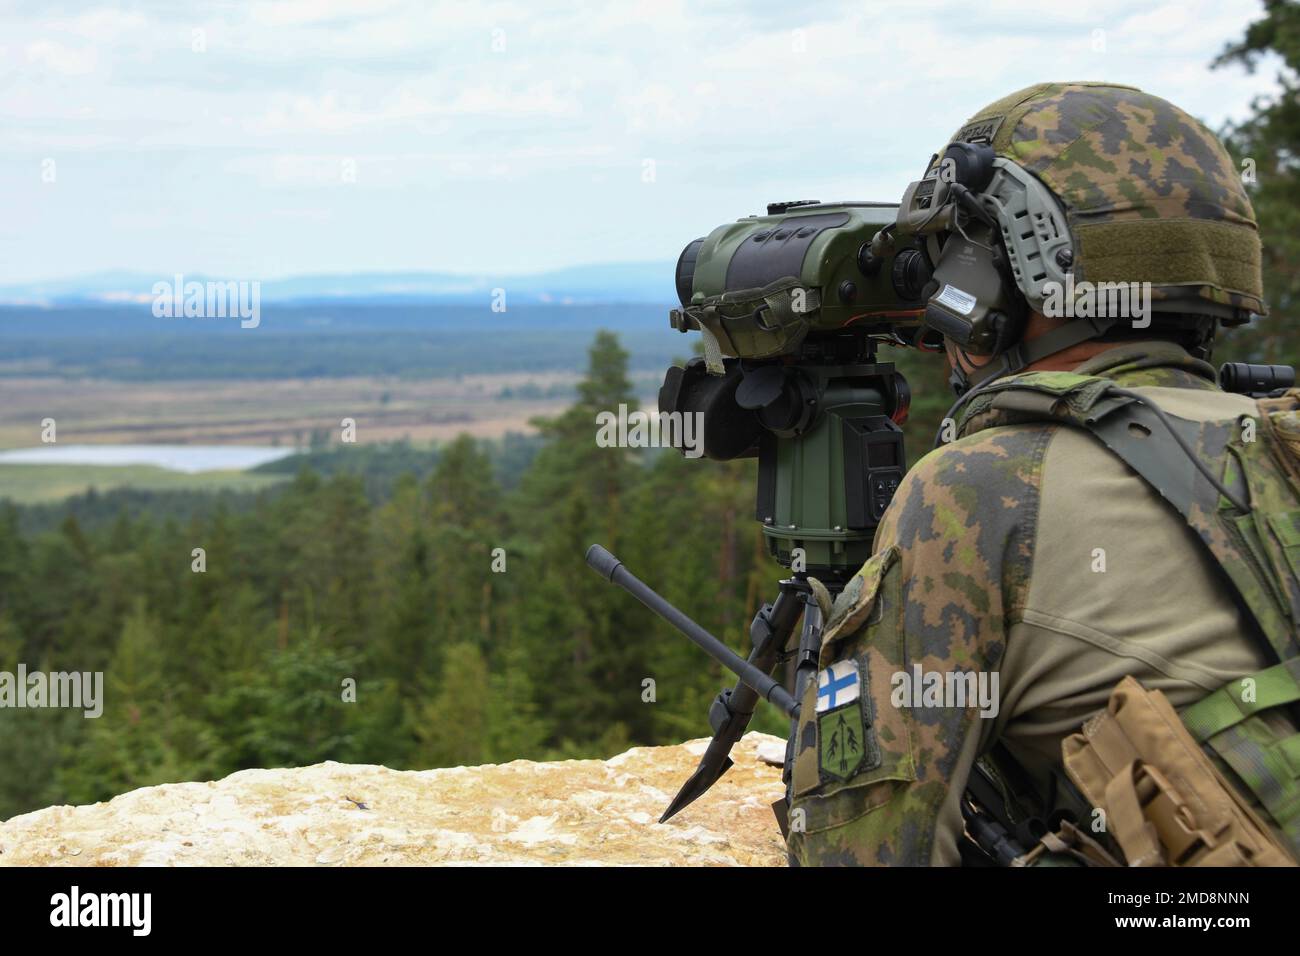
659 333 910 584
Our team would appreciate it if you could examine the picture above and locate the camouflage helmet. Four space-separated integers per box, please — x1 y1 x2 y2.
949 81 1265 323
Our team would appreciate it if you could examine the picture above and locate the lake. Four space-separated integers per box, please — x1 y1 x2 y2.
0 444 296 474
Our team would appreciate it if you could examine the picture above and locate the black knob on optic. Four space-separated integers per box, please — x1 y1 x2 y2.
891 248 932 302
857 242 883 277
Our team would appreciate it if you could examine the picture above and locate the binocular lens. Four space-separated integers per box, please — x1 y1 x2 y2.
675 238 705 307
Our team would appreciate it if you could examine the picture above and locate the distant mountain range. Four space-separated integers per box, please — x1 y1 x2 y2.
0 262 679 307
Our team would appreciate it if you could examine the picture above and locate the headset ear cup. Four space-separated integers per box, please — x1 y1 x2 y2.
989 240 1030 350
988 311 1025 354
942 141 997 191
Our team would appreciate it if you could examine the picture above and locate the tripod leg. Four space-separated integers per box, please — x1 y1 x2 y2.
775 591 826 837
659 581 806 823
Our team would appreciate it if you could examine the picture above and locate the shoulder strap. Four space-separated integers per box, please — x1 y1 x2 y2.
956 371 1300 662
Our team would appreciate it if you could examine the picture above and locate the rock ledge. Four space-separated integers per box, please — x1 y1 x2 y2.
0 732 787 866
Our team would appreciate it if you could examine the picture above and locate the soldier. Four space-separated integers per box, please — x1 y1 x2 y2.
787 82 1300 867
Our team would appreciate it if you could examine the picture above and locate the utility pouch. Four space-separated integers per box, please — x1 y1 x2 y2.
1061 676 1296 867
670 276 818 373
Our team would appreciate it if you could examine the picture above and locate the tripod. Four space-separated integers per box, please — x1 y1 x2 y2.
664 575 838 827
585 546 841 827
593 345 908 827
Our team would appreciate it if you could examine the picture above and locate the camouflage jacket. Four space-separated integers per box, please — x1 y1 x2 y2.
786 342 1270 866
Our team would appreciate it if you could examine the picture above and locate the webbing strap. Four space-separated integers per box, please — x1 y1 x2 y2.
1181 658 1300 742
1201 722 1300 837
1103 761 1165 867
961 371 1298 661
1181 662 1300 849
1280 735 1300 778
1073 400 1292 659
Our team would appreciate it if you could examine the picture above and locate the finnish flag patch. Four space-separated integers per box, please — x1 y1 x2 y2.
815 660 860 714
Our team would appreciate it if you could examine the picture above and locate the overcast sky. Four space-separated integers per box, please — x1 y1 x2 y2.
0 0 1286 283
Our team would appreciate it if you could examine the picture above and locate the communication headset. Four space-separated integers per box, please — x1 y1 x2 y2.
882 141 1118 398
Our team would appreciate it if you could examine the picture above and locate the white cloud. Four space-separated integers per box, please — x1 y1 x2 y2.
25 39 97 75
247 0 408 28
0 0 1285 280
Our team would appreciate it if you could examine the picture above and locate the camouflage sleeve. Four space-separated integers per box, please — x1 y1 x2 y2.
786 426 1049 866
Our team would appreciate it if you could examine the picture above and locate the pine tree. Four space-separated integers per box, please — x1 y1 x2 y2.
412 641 490 767
511 331 654 749
1214 0 1300 367
427 435 505 651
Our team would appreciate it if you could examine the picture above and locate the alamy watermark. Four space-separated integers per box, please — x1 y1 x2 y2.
595 404 705 458
891 664 998 718
0 664 103 718
50 886 150 936
1042 274 1151 329
152 274 261 329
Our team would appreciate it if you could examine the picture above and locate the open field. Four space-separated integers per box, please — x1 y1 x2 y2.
0 463 288 504
0 371 647 450
0 368 659 502
0 305 668 503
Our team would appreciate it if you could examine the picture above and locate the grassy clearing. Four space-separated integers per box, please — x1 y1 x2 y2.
0 463 287 504
0 372 594 449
